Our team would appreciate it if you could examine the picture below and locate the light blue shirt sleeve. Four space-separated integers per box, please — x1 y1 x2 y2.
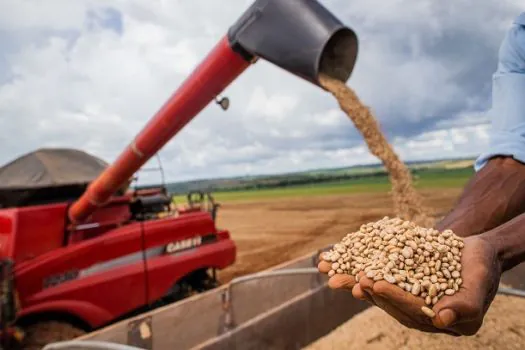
474 13 525 171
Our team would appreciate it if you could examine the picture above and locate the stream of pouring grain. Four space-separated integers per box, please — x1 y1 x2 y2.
319 74 434 227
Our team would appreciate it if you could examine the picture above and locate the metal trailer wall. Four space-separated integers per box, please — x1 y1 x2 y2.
75 248 368 349
75 248 525 350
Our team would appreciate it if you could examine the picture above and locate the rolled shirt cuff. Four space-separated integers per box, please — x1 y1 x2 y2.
475 134 525 171
475 72 525 171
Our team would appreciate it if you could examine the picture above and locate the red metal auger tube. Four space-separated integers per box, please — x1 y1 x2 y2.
68 36 251 224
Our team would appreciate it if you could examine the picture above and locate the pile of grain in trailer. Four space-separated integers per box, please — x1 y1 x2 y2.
306 293 525 350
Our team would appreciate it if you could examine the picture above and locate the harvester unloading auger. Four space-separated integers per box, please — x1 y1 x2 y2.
67 0 358 227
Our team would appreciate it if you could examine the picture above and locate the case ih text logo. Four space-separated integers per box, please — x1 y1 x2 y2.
165 236 202 254
43 270 79 289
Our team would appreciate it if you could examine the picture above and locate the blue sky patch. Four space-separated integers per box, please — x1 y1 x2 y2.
86 7 123 35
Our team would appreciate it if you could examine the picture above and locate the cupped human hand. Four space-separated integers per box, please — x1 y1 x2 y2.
318 235 502 336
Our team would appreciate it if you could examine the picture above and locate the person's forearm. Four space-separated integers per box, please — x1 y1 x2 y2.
435 156 525 237
437 20 525 237
482 212 525 272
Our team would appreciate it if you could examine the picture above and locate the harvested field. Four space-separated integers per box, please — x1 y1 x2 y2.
216 188 462 283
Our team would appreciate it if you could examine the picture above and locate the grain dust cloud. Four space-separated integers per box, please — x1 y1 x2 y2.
319 74 434 227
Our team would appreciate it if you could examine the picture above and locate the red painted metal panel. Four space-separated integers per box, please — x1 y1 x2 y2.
142 212 216 250
17 300 114 328
0 204 68 263
146 238 236 303
15 222 147 327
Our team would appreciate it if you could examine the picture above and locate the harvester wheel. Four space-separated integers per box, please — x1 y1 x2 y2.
22 321 85 350
171 281 196 301
168 269 219 302
188 268 220 292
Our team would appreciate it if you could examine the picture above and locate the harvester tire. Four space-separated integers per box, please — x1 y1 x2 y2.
22 321 85 350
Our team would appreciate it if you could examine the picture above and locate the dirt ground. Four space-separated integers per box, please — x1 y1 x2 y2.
216 187 462 283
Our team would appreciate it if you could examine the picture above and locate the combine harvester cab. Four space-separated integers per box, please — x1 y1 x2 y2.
0 149 235 349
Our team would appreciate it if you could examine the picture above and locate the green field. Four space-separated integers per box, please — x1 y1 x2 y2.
171 167 473 203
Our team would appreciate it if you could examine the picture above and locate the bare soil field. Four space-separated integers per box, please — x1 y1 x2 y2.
216 188 462 283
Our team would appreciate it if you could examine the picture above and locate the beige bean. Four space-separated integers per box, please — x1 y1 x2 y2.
429 284 438 297
394 274 404 283
366 270 377 278
384 274 396 284
421 306 436 318
413 272 424 279
405 240 417 250
412 282 421 295
421 280 431 289
373 274 384 281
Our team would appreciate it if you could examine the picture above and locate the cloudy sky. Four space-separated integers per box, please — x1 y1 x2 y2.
0 0 522 184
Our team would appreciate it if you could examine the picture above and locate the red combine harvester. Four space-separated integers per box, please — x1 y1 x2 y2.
0 149 235 349
0 0 359 348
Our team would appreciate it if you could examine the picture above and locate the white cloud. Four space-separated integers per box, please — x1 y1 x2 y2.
0 1 88 31
246 87 299 122
0 0 522 184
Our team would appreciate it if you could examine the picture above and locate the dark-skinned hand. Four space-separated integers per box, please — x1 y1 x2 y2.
318 235 502 336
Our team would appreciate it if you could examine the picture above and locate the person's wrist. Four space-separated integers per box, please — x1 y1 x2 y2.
479 213 525 273
478 231 505 273
436 156 525 237
434 210 479 238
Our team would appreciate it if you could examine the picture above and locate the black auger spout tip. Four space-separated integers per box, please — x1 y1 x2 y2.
228 0 359 87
